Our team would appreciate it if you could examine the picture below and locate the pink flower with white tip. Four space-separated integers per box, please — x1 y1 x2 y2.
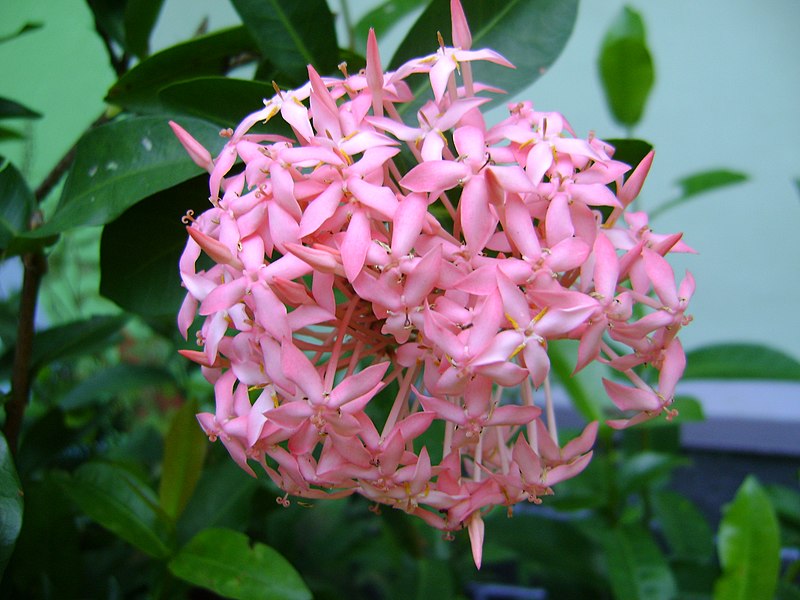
172 0 693 569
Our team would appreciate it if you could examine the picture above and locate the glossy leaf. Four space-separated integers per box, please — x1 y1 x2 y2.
0 97 41 120
230 0 339 83
602 524 677 600
0 158 35 253
124 0 165 58
391 0 578 110
354 0 427 50
598 7 654 128
651 169 748 218
606 138 653 173
160 77 293 132
0 432 23 580
652 490 714 562
25 116 223 239
684 343 800 381
714 476 780 600
159 399 207 521
99 175 211 317
61 461 175 559
106 26 259 113
59 363 176 411
169 528 312 600
86 0 127 54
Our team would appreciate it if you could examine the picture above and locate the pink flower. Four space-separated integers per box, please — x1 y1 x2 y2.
173 0 694 569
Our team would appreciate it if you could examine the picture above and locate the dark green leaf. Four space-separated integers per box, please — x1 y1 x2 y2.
59 363 176 411
598 7 654 128
24 116 223 238
159 399 207 520
354 0 427 50
0 432 23 580
601 524 677 600
169 528 311 600
87 0 127 52
605 138 653 172
160 77 293 132
99 175 211 317
549 340 606 422
652 490 714 562
685 343 800 381
714 476 780 600
0 158 35 252
106 26 259 113
0 97 42 120
4 475 82 598
391 0 578 112
415 558 454 600
486 511 604 595
0 315 128 381
617 451 687 496
124 0 165 58
61 460 175 559
0 22 43 45
230 0 339 83
651 169 748 218
765 484 800 529
0 126 24 141
177 459 259 544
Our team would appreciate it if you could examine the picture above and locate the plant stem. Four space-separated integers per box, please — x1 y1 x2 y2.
3 111 110 454
3 250 45 455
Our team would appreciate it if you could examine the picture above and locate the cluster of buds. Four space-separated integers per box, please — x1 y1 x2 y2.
173 0 693 567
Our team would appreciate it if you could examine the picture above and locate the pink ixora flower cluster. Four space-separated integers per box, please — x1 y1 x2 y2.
173 0 693 568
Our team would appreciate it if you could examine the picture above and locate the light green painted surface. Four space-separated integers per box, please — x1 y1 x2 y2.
1 0 798 358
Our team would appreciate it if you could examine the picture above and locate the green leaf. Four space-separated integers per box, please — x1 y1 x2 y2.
106 26 259 113
0 22 43 45
354 0 428 50
652 490 715 562
391 0 578 111
99 175 210 317
598 7 654 128
169 528 311 600
160 77 293 131
230 0 339 83
601 524 678 600
415 558 454 600
0 315 129 381
684 343 800 381
24 116 223 238
159 399 207 521
617 451 687 496
124 0 165 58
0 158 36 253
549 340 606 422
714 476 780 600
86 0 127 54
605 138 654 172
59 363 176 411
0 126 24 141
176 459 259 544
61 460 175 559
651 169 748 219
0 97 42 120
0 432 23 580
639 395 705 428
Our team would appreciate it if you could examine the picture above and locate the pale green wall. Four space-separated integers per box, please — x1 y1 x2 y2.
1 0 798 358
